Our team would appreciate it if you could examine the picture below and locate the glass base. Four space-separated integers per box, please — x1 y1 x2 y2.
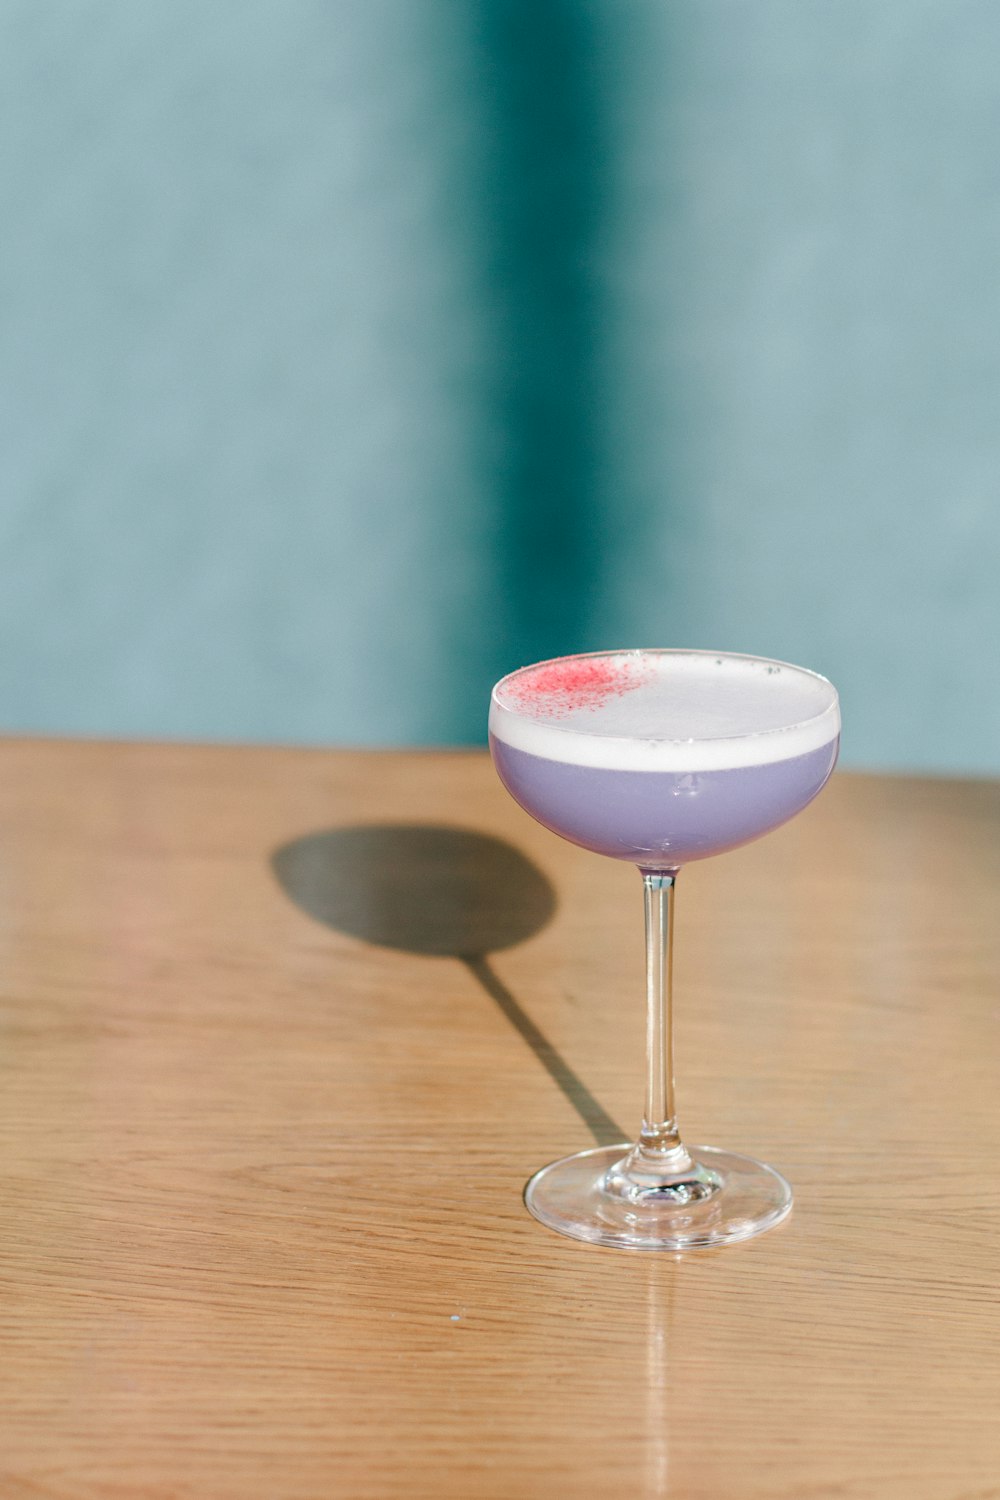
524 1143 792 1251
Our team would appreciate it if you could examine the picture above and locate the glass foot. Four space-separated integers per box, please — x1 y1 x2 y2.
524 1143 792 1251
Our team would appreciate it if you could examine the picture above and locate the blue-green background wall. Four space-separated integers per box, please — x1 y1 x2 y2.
2 2 998 772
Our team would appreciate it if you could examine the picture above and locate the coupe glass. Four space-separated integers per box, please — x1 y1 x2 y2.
489 648 840 1251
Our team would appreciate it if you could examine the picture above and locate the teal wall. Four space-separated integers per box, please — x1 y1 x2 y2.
2 2 998 773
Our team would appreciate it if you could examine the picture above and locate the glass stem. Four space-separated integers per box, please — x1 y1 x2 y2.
601 870 719 1204
636 872 693 1174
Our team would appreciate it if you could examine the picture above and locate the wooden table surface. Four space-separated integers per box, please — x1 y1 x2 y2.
2 740 999 1500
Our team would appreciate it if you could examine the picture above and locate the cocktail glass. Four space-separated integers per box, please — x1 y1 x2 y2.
489 648 840 1251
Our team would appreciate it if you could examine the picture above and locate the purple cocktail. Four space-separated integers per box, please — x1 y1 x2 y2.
489 648 840 1251
490 741 837 868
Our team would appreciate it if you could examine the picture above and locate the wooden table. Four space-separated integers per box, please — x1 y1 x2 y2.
2 741 999 1499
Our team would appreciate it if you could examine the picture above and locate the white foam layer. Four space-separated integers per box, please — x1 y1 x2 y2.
490 650 840 771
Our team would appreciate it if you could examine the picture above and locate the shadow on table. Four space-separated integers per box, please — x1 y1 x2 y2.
270 824 623 1146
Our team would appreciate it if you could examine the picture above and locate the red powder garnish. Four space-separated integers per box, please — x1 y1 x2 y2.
506 655 649 718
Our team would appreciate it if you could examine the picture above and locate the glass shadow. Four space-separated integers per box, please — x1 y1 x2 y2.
270 824 622 1145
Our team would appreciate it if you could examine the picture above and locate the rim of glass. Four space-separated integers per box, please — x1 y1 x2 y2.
491 647 840 745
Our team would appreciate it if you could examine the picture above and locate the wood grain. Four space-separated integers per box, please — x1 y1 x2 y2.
1 740 998 1499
